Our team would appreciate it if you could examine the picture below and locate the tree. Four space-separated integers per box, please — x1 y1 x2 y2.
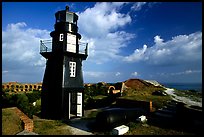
26 92 41 103
16 93 32 118
2 89 15 108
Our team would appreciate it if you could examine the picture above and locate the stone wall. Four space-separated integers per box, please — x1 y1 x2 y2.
2 82 42 93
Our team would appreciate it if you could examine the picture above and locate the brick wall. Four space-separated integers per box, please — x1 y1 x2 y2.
14 107 34 132
2 82 42 93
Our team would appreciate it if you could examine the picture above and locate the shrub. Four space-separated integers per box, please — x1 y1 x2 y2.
26 91 41 103
16 93 33 118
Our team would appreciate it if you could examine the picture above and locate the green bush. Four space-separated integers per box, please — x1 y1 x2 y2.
2 90 17 108
16 93 33 118
26 91 41 103
2 90 42 119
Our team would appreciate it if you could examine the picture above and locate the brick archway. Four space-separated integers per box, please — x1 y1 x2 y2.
108 86 115 90
108 86 115 94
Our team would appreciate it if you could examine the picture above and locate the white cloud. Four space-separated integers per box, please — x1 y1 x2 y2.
131 71 138 76
34 57 47 67
123 44 147 62
123 31 202 66
78 2 131 37
115 72 121 76
83 71 106 78
2 70 9 73
2 22 50 82
154 35 164 45
3 22 50 64
77 2 135 64
170 70 201 76
131 2 147 11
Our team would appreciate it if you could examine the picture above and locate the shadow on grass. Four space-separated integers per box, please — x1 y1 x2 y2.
147 106 202 135
85 95 117 110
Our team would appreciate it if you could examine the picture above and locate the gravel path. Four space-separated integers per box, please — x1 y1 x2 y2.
16 130 38 135
164 88 202 107
66 125 93 135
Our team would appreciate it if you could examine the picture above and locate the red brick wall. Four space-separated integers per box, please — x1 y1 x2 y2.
14 107 34 132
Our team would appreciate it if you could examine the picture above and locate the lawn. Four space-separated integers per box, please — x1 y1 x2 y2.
120 87 172 109
2 107 24 135
124 122 194 135
33 119 72 135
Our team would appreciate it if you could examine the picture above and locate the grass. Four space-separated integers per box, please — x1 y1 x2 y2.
90 119 195 135
2 108 24 135
120 87 172 109
125 122 194 135
92 95 107 100
173 89 202 102
3 85 200 135
33 119 72 135
85 110 102 119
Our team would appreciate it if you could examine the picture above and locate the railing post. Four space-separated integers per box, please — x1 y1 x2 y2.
85 43 88 55
40 40 42 53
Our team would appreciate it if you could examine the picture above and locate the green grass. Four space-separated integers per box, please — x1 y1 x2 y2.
120 87 172 109
85 109 102 119
2 108 24 135
125 122 194 135
173 89 202 102
33 119 72 135
92 95 107 100
36 98 41 105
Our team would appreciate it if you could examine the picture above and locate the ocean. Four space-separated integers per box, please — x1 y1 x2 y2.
161 83 202 92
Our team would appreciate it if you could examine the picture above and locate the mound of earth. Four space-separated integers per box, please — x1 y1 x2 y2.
123 78 157 90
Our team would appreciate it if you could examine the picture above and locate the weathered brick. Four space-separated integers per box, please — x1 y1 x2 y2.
13 107 34 132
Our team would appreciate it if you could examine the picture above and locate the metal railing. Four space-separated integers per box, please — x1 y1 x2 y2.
40 39 52 53
79 41 88 55
40 39 88 55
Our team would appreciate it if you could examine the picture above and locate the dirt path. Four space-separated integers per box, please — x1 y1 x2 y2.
164 88 202 107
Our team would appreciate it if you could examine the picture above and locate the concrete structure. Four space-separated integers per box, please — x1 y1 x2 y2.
40 6 88 120
136 115 147 123
2 82 42 92
112 125 129 135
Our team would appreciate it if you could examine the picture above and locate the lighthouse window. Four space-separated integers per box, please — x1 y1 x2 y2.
59 34 64 41
69 61 76 77
66 13 73 23
67 34 76 53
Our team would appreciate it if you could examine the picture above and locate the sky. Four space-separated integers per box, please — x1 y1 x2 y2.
2 2 202 84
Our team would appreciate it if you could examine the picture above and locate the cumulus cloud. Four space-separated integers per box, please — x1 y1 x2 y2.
170 70 201 76
123 31 202 66
115 72 121 76
131 2 147 11
77 2 135 64
154 35 164 45
78 2 131 37
131 71 138 76
123 44 147 62
2 22 50 82
83 71 106 78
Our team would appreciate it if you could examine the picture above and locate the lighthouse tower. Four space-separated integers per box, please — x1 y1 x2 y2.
40 6 88 120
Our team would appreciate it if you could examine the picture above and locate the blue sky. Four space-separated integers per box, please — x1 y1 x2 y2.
2 2 202 84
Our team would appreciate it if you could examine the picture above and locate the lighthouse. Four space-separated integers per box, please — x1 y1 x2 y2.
40 6 88 120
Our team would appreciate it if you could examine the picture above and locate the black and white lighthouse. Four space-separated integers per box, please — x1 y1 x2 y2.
40 6 88 120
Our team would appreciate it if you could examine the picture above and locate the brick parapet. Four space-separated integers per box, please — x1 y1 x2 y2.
13 107 34 132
